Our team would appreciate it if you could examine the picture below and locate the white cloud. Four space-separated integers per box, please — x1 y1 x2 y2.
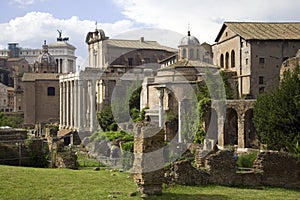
10 0 47 7
113 0 300 44
0 12 134 67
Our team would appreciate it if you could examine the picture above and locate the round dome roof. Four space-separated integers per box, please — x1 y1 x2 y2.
37 41 56 64
179 31 200 46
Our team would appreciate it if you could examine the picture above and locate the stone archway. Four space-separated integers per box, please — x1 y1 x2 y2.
244 108 256 148
224 108 238 146
204 108 218 142
212 100 256 148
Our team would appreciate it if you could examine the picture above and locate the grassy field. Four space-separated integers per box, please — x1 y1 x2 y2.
0 165 299 200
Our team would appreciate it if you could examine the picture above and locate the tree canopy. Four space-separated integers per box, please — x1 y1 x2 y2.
253 66 300 154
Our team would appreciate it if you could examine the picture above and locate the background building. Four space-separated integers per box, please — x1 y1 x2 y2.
60 29 176 134
0 31 76 73
212 22 300 98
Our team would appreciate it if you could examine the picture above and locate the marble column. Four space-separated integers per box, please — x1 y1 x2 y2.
157 88 164 128
66 81 70 128
62 82 66 127
178 100 183 143
82 80 87 128
238 114 245 148
70 80 74 128
90 80 96 132
73 80 78 129
59 82 63 128
217 115 225 147
77 80 83 131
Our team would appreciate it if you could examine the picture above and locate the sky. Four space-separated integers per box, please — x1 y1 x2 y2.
1 0 300 67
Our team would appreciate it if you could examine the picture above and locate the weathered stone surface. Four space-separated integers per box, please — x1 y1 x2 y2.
253 152 300 189
133 124 165 195
168 148 300 190
164 160 209 185
56 150 78 169
0 129 27 141
205 150 236 185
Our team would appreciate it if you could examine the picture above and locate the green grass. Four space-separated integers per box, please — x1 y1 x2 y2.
0 165 299 200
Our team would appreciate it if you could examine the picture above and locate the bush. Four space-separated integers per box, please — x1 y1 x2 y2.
109 122 118 131
97 107 115 131
236 153 257 168
121 141 134 170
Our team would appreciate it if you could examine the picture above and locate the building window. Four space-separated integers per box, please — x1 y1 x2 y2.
259 76 264 84
225 52 229 69
259 57 265 64
48 87 55 96
220 54 224 68
128 58 133 66
259 87 265 94
197 49 200 59
246 58 249 65
231 50 235 68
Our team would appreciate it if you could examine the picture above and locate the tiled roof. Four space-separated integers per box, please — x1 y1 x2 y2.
216 22 300 42
107 39 177 52
22 73 61 81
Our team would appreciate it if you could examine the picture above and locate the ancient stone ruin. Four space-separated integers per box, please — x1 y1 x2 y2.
164 149 300 190
133 123 165 196
133 118 300 197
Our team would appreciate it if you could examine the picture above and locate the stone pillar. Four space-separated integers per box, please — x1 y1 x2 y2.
58 59 61 73
70 80 73 128
178 100 182 143
133 124 165 196
157 88 164 128
238 114 245 148
89 80 96 132
217 115 225 147
62 82 66 127
82 80 87 128
66 81 70 128
77 80 83 131
73 80 78 129
59 82 63 128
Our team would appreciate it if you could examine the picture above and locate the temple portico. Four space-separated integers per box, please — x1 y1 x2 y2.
59 68 104 134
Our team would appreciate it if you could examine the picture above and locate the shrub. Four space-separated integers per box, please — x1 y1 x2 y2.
236 153 257 168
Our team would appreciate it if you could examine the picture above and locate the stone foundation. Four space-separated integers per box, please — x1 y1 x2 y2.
165 150 300 189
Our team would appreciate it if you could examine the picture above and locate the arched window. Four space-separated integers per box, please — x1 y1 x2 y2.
182 48 186 58
231 50 235 68
225 52 229 69
189 49 194 59
48 87 55 96
220 54 224 68
196 49 199 59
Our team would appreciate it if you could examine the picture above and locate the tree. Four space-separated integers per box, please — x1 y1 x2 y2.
253 66 300 153
97 107 115 132
0 112 23 128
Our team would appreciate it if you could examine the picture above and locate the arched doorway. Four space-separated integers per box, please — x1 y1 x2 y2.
244 109 256 148
224 108 238 145
204 108 218 142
